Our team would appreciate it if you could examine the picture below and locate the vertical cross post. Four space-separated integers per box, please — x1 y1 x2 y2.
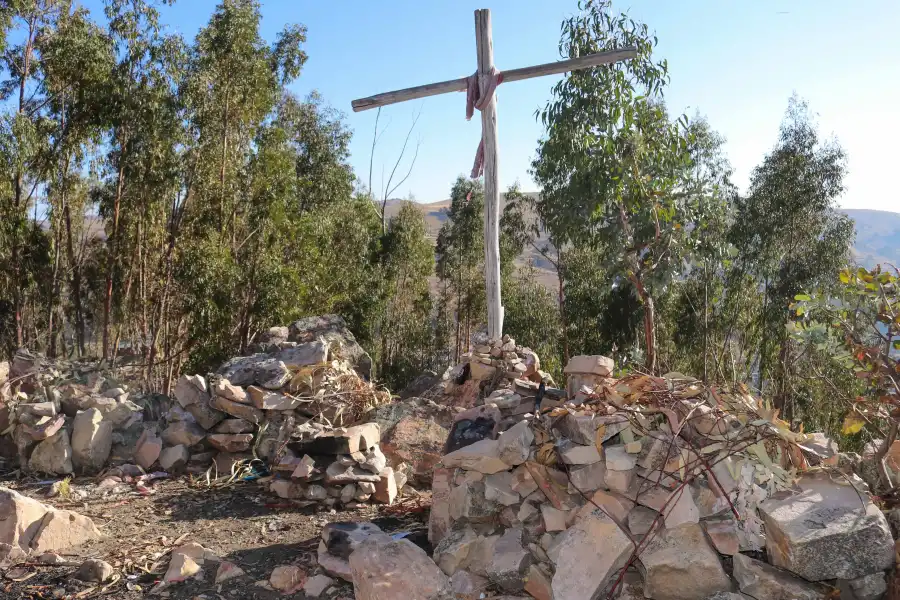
475 9 503 341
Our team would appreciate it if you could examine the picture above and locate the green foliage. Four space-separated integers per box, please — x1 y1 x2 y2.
791 265 899 447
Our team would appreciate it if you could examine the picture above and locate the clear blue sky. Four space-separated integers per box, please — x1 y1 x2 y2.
86 0 900 210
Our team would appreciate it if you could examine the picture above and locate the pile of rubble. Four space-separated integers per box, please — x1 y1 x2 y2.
0 315 409 509
422 354 895 600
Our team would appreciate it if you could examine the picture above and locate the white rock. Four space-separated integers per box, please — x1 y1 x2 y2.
441 439 509 474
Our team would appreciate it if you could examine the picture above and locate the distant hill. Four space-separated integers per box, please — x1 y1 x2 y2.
384 198 900 279
843 209 900 268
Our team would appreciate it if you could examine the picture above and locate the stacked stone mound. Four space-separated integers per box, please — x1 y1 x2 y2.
0 315 405 508
144 316 402 506
427 354 896 600
0 349 147 476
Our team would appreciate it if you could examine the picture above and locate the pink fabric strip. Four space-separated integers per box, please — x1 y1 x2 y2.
466 68 504 179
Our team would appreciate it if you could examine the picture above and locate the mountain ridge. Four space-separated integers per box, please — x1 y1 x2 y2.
383 197 900 270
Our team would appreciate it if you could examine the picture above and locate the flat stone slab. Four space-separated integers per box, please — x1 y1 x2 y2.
758 473 893 581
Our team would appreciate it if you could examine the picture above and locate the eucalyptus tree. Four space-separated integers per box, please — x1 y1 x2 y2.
37 4 114 355
0 0 68 348
532 0 723 372
729 96 854 406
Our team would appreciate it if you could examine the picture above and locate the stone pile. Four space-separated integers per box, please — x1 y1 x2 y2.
426 354 895 600
442 334 557 411
0 315 406 508
0 349 146 476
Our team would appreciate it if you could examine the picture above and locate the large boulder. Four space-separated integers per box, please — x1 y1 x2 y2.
0 487 100 554
380 415 447 485
348 534 451 600
551 511 632 600
288 315 372 380
639 524 731 600
71 408 113 472
758 473 894 581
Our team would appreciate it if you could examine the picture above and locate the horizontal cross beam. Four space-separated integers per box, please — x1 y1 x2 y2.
351 46 638 112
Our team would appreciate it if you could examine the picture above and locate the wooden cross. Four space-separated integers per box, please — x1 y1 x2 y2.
352 9 636 341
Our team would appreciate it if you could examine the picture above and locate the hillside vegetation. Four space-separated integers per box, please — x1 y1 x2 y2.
0 0 895 450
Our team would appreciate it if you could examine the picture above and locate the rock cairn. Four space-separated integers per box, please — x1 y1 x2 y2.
427 353 895 600
0 349 146 476
0 315 404 508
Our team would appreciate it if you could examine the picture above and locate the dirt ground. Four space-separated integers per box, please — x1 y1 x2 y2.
0 474 431 600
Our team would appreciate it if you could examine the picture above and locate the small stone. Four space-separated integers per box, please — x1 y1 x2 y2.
450 570 490 598
524 564 553 600
213 418 254 434
703 518 739 555
28 430 74 475
553 412 627 446
215 561 245 583
133 430 163 470
605 445 637 471
497 420 533 466
485 471 519 506
335 483 354 504
210 395 264 424
303 574 334 597
625 441 642 454
551 511 632 600
255 359 291 389
560 442 603 465
74 559 114 583
207 433 253 453
164 553 201 583
733 553 825 600
577 489 635 523
564 355 614 376
325 462 381 484
640 524 731 600
663 487 700 529
213 379 247 403
487 527 531 592
270 565 306 593
449 480 500 522
510 465 539 497
248 386 300 410
517 501 538 522
568 461 607 493
627 505 659 536
292 454 316 479
159 445 190 471
185 400 227 430
441 438 509 474
845 573 888 600
71 408 113 472
373 467 397 504
541 505 567 532
433 527 478 575
173 374 208 408
605 468 635 494
357 445 387 474
161 420 206 447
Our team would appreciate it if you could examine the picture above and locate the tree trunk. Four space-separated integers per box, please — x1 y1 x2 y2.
64 199 85 356
12 17 37 348
557 246 569 364
102 158 127 360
